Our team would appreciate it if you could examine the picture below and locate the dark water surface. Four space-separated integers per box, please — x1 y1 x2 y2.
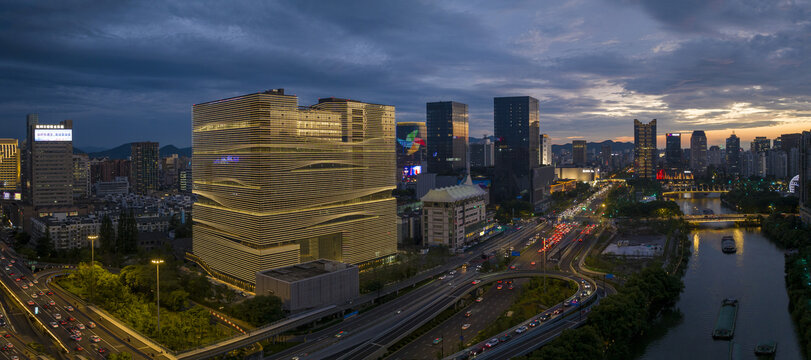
639 198 802 360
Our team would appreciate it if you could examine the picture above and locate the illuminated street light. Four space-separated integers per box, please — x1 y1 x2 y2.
151 259 165 332
87 235 98 303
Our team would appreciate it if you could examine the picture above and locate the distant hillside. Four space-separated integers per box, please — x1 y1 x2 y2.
552 140 633 155
86 143 191 159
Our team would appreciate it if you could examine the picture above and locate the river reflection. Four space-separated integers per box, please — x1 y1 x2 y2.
639 198 801 360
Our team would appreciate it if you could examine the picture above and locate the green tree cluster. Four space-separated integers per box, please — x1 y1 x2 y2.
495 200 534 224
521 266 683 360
228 296 285 326
117 210 139 254
35 228 54 258
721 189 798 213
58 263 232 350
762 214 811 248
603 184 682 218
785 249 811 359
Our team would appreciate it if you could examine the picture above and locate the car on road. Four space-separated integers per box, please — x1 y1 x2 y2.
509 265 516 270
484 339 499 348
50 322 58 328
581 291 589 297
334 331 347 338
21 284 27 289
475 297 483 302
2 343 12 350
528 319 540 327
90 335 101 343
563 300 571 307
67 316 76 322
33 279 38 284
13 278 19 282
76 323 85 330
530 261 536 266
515 326 528 334
26 300 34 306
508 284 514 290
75 345 84 351
540 313 551 321
31 293 37 298
553 308 562 315
46 290 53 295
498 334 512 342
87 321 96 328
496 284 503 290
65 305 74 312
59 320 67 325
471 279 481 284
1 334 9 338
462 324 471 330
432 337 443 345
70 334 82 341
48 300 55 306
54 313 61 320
37 291 44 296
465 311 472 317
97 347 108 355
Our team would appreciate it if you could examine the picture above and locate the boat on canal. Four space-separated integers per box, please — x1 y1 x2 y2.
754 341 777 357
722 236 736 254
712 298 738 340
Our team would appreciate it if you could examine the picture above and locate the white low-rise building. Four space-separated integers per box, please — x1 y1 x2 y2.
421 183 488 251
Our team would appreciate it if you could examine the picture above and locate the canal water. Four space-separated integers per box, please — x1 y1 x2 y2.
640 197 802 359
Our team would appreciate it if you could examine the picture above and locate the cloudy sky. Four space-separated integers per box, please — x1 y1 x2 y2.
2 0 810 149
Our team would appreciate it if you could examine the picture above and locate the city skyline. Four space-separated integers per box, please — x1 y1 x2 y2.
2 2 810 148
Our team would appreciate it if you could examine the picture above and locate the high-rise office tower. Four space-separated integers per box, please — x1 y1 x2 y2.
24 115 73 207
665 133 682 168
130 142 159 195
633 119 657 179
470 138 495 167
689 131 707 174
799 131 811 224
396 122 427 182
601 144 612 170
773 137 783 150
572 140 587 166
540 134 552 166
0 139 20 194
782 133 802 177
726 133 741 176
493 96 540 203
192 89 396 285
751 136 770 153
426 101 468 176
72 154 90 199
708 145 723 167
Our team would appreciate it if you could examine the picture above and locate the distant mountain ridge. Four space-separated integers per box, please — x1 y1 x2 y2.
74 143 191 159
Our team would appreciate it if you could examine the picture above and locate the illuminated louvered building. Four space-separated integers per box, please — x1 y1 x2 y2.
192 89 397 286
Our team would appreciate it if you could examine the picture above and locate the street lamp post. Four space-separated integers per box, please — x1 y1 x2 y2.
87 235 98 303
151 259 164 333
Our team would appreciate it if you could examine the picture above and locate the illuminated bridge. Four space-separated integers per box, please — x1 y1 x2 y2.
681 214 766 223
662 185 732 197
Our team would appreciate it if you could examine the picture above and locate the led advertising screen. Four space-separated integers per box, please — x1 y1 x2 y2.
403 165 422 177
34 129 72 142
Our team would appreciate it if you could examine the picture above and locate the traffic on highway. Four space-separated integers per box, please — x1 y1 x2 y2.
0 244 153 359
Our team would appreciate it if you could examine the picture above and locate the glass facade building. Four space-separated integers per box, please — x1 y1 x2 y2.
665 133 682 168
726 134 741 176
493 96 540 203
426 101 468 176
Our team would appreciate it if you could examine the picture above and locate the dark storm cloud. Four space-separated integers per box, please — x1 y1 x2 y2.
0 0 808 147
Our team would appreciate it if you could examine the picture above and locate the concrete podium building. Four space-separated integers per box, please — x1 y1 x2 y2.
255 259 359 312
